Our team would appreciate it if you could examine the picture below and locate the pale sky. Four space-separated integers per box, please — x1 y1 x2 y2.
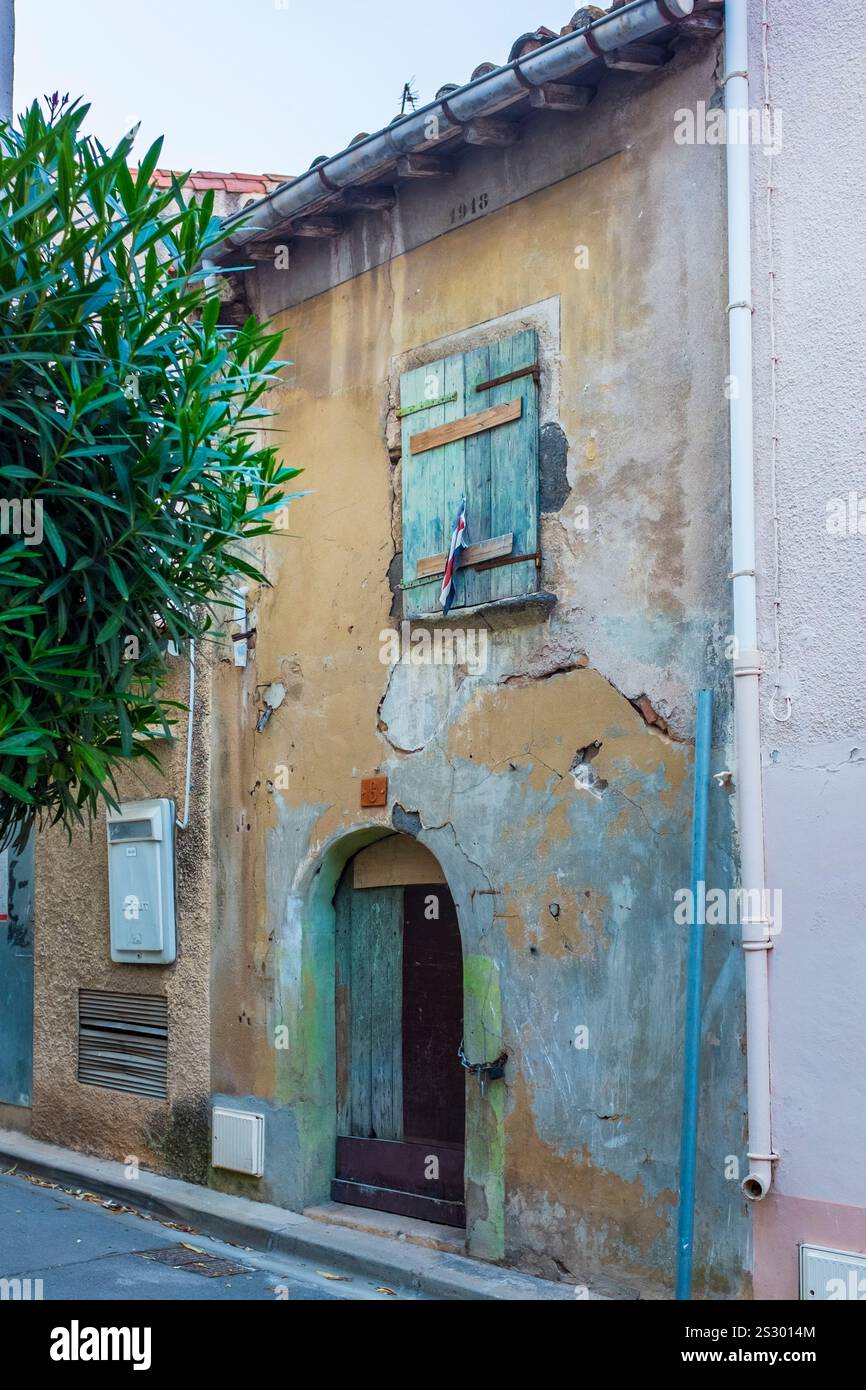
15 0 549 175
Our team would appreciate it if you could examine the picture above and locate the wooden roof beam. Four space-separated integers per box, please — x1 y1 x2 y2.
463 118 519 147
528 83 594 112
241 242 285 263
604 43 668 72
342 186 397 210
396 153 454 178
289 216 344 237
678 13 724 36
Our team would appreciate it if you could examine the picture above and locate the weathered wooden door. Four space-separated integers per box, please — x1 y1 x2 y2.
333 873 465 1226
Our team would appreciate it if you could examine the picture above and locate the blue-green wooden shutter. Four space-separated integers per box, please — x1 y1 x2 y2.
399 328 539 617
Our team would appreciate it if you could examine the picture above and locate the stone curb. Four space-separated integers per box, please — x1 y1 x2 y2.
0 1128 582 1300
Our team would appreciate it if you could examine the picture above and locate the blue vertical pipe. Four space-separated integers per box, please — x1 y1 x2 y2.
675 688 714 1300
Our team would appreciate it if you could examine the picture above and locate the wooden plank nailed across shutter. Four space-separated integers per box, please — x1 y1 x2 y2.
408 398 522 455
414 531 513 580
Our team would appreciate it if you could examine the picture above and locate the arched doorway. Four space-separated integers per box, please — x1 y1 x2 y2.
331 835 465 1227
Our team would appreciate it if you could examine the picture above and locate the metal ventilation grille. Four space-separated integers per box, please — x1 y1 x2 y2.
78 990 168 1099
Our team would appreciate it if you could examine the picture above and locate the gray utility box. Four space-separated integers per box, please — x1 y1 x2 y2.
107 798 177 964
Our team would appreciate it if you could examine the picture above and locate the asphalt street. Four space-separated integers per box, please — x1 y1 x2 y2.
0 1167 421 1301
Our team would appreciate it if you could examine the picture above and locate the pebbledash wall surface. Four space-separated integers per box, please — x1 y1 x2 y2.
28 31 756 1296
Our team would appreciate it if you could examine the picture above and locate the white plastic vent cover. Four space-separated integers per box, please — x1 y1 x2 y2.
212 1107 265 1177
800 1244 866 1300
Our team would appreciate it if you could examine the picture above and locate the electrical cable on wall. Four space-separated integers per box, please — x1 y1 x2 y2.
175 639 196 830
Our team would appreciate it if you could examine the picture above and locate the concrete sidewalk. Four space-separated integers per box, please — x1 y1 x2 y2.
0 1128 584 1300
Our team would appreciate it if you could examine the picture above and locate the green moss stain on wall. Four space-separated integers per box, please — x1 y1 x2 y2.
464 954 505 1261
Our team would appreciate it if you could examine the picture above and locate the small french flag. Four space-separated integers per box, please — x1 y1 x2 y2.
440 496 467 616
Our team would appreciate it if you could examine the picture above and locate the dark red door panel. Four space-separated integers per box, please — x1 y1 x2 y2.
402 884 465 1146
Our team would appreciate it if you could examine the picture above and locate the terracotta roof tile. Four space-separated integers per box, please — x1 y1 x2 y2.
132 167 292 196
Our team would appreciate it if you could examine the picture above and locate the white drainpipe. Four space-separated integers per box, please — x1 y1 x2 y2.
725 0 775 1200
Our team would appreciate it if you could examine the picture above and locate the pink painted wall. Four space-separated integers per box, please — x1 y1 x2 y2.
754 1195 866 1301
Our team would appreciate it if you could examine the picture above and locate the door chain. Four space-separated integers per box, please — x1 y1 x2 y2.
457 1039 508 1097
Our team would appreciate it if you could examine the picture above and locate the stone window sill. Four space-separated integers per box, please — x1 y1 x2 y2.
410 590 557 623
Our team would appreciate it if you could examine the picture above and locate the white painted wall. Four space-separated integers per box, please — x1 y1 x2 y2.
749 0 866 1208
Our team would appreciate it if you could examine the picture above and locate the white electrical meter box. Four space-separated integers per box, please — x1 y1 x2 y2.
107 798 177 964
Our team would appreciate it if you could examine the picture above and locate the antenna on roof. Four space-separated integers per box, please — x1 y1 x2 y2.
399 80 419 115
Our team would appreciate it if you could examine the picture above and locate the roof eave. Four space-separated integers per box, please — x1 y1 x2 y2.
215 0 700 260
